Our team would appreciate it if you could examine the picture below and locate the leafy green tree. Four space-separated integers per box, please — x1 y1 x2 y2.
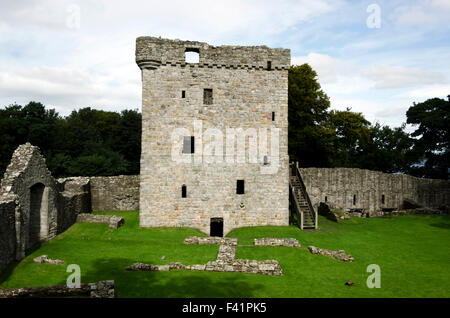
288 64 334 166
358 123 416 173
406 96 449 179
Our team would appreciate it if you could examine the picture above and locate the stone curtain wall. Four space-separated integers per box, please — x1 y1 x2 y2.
300 167 450 213
90 175 139 211
137 37 290 236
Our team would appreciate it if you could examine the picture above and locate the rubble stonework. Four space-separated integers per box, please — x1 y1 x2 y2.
127 236 283 276
90 175 139 211
0 194 17 273
0 280 115 298
254 238 300 247
137 37 290 236
76 213 124 229
33 255 64 264
184 236 238 246
0 143 92 274
300 167 450 214
308 245 355 262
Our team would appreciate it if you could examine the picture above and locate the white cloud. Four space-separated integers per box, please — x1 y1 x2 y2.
361 65 445 89
392 0 450 27
401 84 450 99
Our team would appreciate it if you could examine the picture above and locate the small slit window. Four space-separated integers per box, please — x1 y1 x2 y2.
203 88 213 105
325 196 328 203
381 194 385 204
353 195 356 206
182 136 195 154
182 185 187 198
185 48 199 63
263 155 269 165
267 61 272 70
272 112 275 121
236 180 245 195
182 90 186 98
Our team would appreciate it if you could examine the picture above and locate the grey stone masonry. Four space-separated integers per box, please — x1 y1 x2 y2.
137 36 290 236
127 236 283 276
0 280 114 298
0 143 91 274
76 213 124 229
184 236 238 246
33 255 64 264
254 238 300 247
90 175 139 211
300 167 450 214
308 245 355 262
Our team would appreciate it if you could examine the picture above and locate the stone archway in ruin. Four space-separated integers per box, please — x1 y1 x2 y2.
28 183 49 249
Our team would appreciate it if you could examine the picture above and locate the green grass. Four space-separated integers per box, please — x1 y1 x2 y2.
1 211 449 298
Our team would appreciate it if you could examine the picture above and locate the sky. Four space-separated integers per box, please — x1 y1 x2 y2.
0 0 449 130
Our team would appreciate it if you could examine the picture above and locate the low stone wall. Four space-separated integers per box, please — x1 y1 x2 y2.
128 236 283 276
0 194 17 273
308 245 354 262
33 255 64 264
76 213 124 229
90 175 139 211
0 280 114 298
184 236 238 246
254 238 300 247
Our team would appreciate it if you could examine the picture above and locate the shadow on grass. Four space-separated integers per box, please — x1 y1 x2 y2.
0 261 20 285
430 222 450 229
78 257 265 298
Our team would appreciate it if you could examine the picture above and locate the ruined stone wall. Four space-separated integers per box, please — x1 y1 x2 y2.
300 167 450 213
56 177 92 232
0 194 17 273
137 37 290 235
0 144 91 274
90 175 139 211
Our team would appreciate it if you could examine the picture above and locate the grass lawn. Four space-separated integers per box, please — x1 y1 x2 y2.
0 211 449 298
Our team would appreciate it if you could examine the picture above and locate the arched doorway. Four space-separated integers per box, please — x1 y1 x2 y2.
29 183 48 248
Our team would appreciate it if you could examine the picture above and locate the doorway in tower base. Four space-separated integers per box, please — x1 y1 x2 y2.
210 218 223 237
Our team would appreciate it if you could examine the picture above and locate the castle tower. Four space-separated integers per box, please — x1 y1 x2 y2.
136 36 290 236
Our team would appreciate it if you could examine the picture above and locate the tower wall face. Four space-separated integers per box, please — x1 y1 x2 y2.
137 37 290 235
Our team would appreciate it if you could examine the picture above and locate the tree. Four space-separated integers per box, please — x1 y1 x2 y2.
326 109 371 168
288 64 334 166
406 96 449 179
358 123 416 173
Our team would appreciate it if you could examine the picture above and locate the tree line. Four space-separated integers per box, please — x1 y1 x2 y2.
0 103 141 178
0 63 448 179
288 64 449 180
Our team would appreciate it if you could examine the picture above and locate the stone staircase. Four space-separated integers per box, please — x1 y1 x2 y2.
289 162 317 229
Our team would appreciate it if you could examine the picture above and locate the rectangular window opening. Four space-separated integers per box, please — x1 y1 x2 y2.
236 180 245 195
267 61 272 70
182 90 186 98
203 88 213 105
185 48 200 63
182 136 195 154
272 112 275 121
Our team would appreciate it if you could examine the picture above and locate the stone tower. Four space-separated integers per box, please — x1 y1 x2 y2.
136 36 290 236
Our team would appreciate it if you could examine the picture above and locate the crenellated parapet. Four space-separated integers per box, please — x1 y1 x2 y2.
136 36 291 71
